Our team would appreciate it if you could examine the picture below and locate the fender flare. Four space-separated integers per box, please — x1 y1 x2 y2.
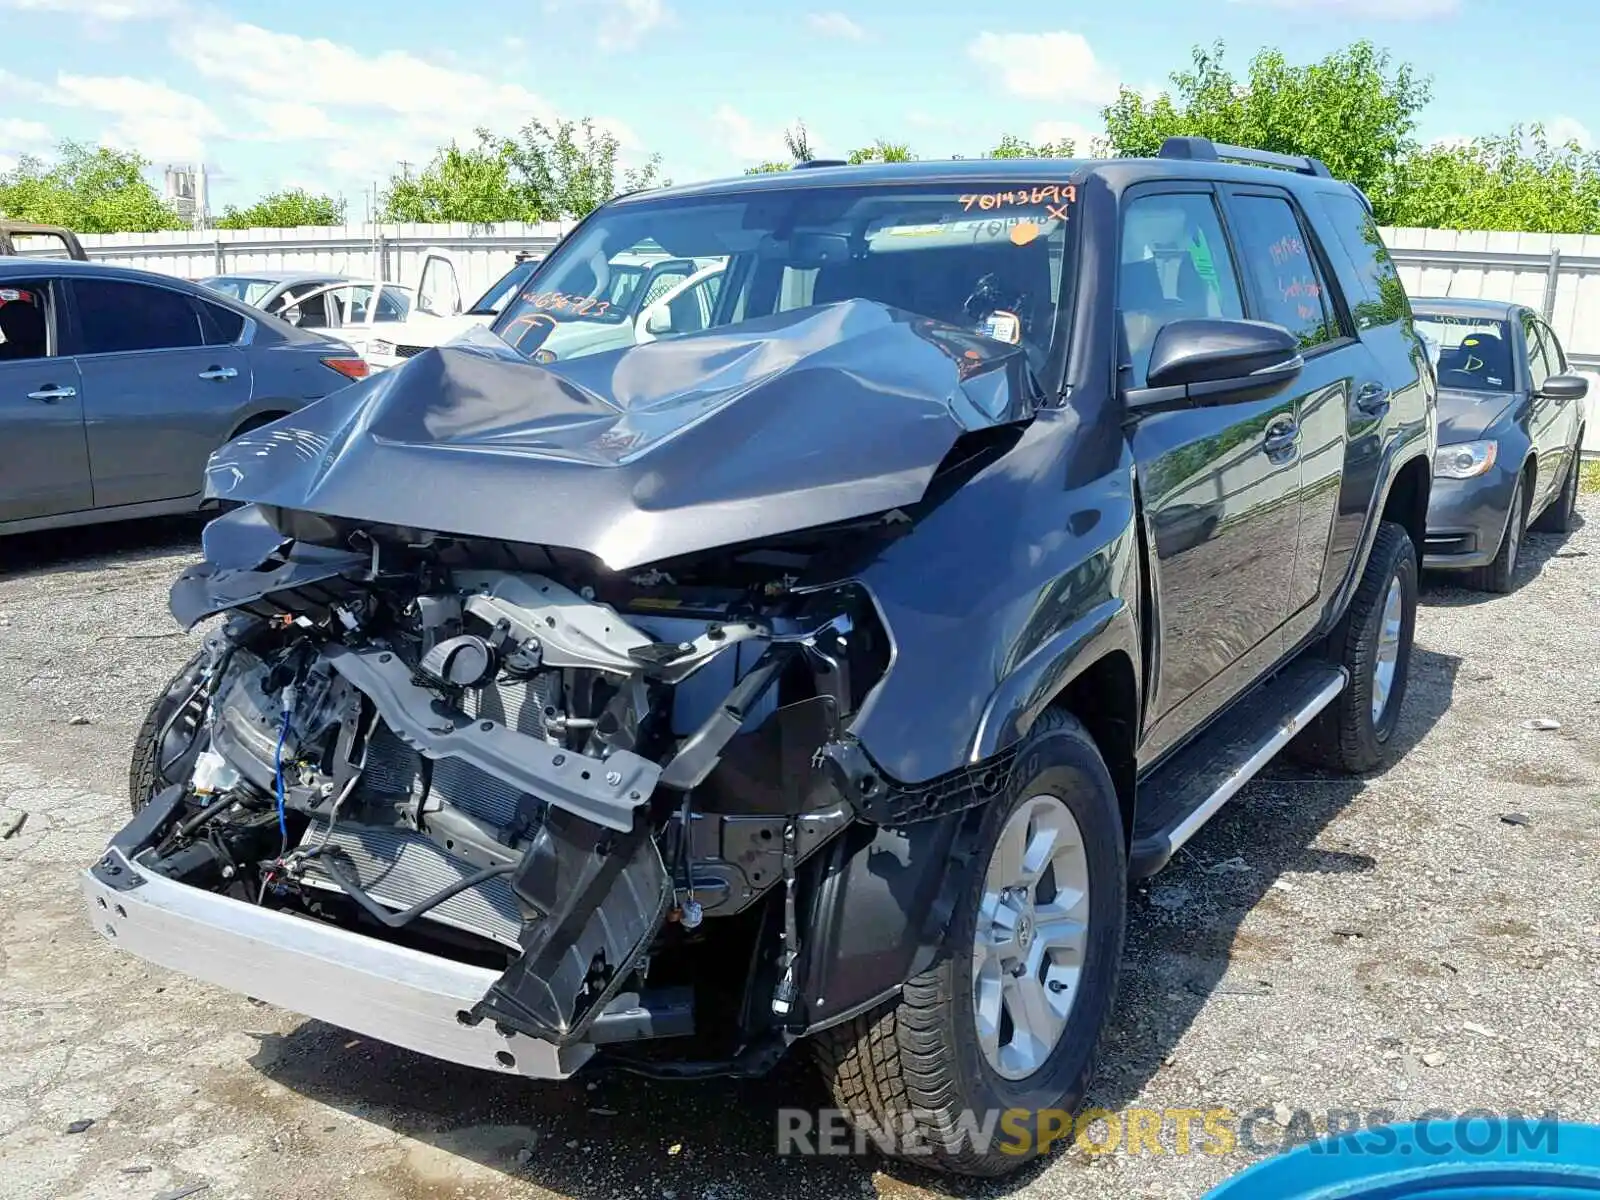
967 597 1140 764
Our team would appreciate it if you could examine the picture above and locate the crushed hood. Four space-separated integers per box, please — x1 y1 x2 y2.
205 300 1038 570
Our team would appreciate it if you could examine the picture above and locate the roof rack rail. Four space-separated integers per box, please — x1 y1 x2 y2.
794 159 850 170
1158 136 1332 179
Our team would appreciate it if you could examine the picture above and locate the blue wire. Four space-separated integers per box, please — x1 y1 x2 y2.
274 710 291 852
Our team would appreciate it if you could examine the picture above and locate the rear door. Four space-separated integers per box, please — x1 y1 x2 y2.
1215 184 1374 650
1519 310 1563 509
0 278 91 522
1119 185 1303 760
68 277 249 508
1530 315 1579 505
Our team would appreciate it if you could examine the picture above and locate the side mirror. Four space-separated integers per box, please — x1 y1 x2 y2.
1125 318 1303 415
1539 374 1589 401
643 307 671 336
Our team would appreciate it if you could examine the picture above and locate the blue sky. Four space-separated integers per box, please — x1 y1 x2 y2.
1 0 1595 214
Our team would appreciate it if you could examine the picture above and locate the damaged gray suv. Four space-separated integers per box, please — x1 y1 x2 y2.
86 141 1435 1176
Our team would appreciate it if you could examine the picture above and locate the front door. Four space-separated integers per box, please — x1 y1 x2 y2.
416 248 461 318
0 278 91 522
1118 186 1302 760
1526 315 1576 509
68 277 249 509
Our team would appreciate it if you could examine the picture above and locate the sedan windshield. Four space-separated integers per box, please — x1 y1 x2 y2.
202 276 279 306
491 181 1076 371
1414 315 1514 391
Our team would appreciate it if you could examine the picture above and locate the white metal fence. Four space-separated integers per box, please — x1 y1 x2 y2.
75 222 571 307
75 222 1600 365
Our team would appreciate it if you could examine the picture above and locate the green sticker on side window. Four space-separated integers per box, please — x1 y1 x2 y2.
1187 226 1220 294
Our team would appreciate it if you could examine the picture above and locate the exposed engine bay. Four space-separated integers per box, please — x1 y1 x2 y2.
130 512 901 1060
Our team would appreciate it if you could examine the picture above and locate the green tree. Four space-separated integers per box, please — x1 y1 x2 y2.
743 121 819 174
1102 41 1431 222
382 133 530 223
847 139 915 164
0 141 185 233
503 117 666 220
986 132 1077 159
382 120 666 223
1389 125 1600 233
216 187 345 229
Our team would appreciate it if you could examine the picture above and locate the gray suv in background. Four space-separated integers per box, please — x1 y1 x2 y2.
0 259 369 537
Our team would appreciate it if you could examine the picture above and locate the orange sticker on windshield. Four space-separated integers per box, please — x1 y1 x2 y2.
1009 221 1041 246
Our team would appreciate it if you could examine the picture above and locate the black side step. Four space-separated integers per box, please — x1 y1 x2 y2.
1130 661 1347 879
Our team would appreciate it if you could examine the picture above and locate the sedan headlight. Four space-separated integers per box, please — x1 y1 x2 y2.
1433 440 1498 479
369 339 395 357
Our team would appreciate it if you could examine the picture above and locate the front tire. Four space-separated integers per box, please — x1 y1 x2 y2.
129 652 208 812
1466 474 1527 593
811 709 1126 1176
1531 440 1582 534
1293 521 1418 774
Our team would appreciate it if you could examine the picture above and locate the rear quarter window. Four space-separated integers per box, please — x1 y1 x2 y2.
1314 192 1410 331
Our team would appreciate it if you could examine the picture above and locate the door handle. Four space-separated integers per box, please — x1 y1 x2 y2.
198 366 238 381
27 385 76 403
1263 416 1299 454
1356 382 1390 416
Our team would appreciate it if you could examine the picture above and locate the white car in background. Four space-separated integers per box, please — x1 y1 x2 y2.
368 253 727 370
366 254 540 371
276 279 419 359
277 246 464 359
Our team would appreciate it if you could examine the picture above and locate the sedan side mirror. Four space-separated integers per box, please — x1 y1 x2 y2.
1124 318 1303 415
1539 374 1589 401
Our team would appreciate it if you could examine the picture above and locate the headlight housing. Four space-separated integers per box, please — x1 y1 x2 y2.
1433 440 1498 479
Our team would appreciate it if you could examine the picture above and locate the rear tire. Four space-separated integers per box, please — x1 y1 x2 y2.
1531 440 1582 534
1292 521 1417 774
1466 474 1527 593
811 709 1126 1176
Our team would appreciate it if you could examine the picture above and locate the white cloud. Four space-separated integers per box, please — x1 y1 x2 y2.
806 11 865 39
596 0 672 51
53 73 222 162
1547 116 1593 151
0 117 52 146
968 31 1120 105
166 19 567 182
710 105 784 163
1230 0 1456 14
0 0 179 18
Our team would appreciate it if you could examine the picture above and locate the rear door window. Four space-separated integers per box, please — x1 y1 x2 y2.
71 279 205 354
1313 192 1410 330
1223 191 1340 351
198 300 246 345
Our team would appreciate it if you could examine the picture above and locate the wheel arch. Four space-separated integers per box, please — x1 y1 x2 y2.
227 408 290 441
1379 454 1430 556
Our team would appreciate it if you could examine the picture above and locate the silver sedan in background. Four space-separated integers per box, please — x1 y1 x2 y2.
0 259 369 536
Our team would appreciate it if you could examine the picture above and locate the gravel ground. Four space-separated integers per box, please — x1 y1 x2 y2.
1 503 1597 1200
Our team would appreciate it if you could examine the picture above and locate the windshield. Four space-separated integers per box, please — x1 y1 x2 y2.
202 276 279 306
1414 315 1514 392
492 182 1075 371
468 260 539 315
